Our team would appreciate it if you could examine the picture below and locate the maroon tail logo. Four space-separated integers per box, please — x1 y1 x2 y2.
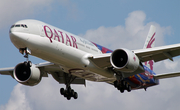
145 32 156 70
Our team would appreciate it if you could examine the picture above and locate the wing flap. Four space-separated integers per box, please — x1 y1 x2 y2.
154 72 180 79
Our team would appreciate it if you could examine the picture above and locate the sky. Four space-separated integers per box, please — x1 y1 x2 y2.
0 0 180 110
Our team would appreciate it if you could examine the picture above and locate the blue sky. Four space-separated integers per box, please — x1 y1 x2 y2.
0 0 180 110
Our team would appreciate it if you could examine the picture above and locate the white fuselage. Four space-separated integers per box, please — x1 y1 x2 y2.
9 19 115 83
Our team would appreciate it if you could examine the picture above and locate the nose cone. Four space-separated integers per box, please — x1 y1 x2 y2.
9 25 28 49
9 32 25 49
9 19 43 50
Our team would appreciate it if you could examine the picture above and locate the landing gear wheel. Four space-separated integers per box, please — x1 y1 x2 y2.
120 88 124 93
67 96 71 100
23 61 32 67
117 86 120 90
113 79 132 93
27 61 32 67
60 87 78 100
121 80 126 87
124 82 128 89
24 61 28 67
73 92 78 99
127 85 131 92
71 89 75 96
67 87 70 93
63 90 67 97
60 88 65 95
114 80 118 88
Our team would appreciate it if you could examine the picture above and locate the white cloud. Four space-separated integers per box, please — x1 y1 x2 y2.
0 84 31 110
164 59 179 70
1 10 180 110
80 11 171 50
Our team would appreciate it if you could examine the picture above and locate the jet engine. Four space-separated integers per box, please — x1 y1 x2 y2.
13 62 42 86
110 48 144 73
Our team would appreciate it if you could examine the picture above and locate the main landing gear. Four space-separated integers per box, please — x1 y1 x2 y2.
60 73 78 100
114 80 131 93
60 86 78 100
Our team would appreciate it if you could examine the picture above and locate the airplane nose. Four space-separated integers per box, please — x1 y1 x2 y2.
9 24 28 42
9 25 15 34
9 28 27 49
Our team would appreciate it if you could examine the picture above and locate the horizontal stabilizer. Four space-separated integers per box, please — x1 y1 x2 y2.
154 72 180 79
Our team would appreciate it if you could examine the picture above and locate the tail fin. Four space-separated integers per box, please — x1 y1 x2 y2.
144 25 156 70
143 25 156 49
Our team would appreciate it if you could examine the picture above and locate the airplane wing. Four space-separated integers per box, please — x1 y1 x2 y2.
0 62 85 85
0 67 14 75
134 43 180 62
90 43 180 68
154 72 180 79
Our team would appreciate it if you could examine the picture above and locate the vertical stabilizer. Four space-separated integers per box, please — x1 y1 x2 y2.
143 25 156 70
143 25 156 49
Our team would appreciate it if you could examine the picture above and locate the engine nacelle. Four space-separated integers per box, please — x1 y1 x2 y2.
110 48 144 73
13 62 42 86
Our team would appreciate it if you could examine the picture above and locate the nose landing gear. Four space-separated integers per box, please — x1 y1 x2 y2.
19 47 32 67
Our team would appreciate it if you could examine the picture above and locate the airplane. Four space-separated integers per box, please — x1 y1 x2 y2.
1 19 180 100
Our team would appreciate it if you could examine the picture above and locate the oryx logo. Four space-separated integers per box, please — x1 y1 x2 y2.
145 32 156 70
146 33 155 48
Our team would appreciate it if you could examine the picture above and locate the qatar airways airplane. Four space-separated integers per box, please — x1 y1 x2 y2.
1 19 180 100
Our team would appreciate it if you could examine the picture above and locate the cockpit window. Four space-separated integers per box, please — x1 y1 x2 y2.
15 25 20 27
11 25 14 28
24 25 28 28
21 24 24 27
11 24 28 28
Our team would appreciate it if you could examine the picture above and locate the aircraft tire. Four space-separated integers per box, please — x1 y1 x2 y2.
74 92 78 99
67 96 71 100
24 61 28 67
124 82 128 90
64 90 68 97
121 80 126 87
71 89 75 96
27 61 32 67
127 85 131 92
120 88 124 93
114 80 118 88
60 88 65 95
117 86 120 90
